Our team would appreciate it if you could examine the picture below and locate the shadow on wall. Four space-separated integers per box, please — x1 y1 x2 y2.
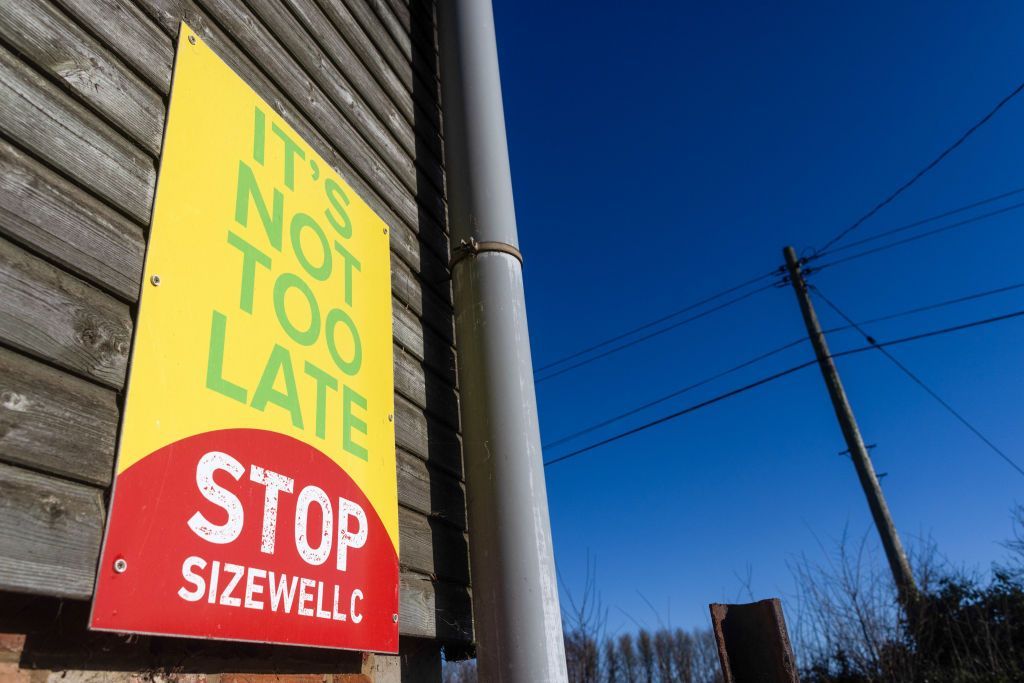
409 0 475 662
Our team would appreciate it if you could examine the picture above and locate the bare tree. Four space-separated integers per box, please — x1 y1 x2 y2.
636 629 655 683
691 629 723 683
618 633 637 681
1004 503 1024 563
789 526 905 679
672 629 695 683
653 629 674 681
603 637 620 683
562 555 608 683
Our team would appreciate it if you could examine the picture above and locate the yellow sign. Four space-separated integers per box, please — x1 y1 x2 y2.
91 24 399 652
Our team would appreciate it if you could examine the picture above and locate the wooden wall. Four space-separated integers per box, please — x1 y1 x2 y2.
0 0 471 663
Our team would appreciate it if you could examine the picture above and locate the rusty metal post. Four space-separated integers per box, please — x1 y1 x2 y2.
710 599 799 683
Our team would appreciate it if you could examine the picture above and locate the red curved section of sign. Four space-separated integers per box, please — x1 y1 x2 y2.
90 429 398 653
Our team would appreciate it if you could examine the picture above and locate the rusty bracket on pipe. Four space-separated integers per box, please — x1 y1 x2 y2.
448 237 523 271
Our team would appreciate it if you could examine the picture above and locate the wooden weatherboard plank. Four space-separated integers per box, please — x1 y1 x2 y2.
244 0 445 190
0 236 132 390
0 0 165 155
398 506 470 584
50 0 174 93
0 463 105 599
0 137 145 302
0 346 118 487
0 43 155 224
284 0 444 158
400 574 473 642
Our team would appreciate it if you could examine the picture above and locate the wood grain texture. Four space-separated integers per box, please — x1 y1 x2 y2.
0 138 145 302
247 0 444 187
368 0 437 83
51 0 174 93
0 236 132 390
392 343 459 433
0 463 105 599
399 573 473 642
398 505 469 584
9 0 453 308
0 45 155 224
392 299 456 386
294 0 443 149
390 253 453 346
0 346 118 486
0 0 165 155
396 448 465 528
341 0 439 107
394 392 461 479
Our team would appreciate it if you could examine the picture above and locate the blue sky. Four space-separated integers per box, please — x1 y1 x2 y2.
492 1 1024 633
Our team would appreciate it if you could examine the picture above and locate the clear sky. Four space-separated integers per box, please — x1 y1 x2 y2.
491 1 1024 634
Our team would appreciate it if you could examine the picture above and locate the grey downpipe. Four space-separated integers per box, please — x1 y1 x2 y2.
437 0 568 680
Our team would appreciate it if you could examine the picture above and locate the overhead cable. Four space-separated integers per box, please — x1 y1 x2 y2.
815 79 1024 254
810 200 1024 274
536 281 779 383
535 268 781 374
810 185 1024 261
544 306 1024 467
811 285 1024 479
544 281 1024 448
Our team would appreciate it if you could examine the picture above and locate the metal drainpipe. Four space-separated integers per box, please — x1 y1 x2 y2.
437 1 568 680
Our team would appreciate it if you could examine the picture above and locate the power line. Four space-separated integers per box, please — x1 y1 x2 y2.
816 79 1024 254
544 306 1024 468
826 281 1024 330
543 337 806 448
543 281 1024 448
535 268 781 374
809 200 1024 274
810 285 1024 479
537 182 1023 381
543 360 817 467
832 307 1024 359
536 281 780 383
810 185 1024 261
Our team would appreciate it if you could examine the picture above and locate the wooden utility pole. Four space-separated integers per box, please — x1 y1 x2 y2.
783 246 918 608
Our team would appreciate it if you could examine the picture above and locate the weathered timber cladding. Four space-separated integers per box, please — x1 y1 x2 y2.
0 347 119 486
0 464 106 600
0 0 469 650
0 139 146 301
